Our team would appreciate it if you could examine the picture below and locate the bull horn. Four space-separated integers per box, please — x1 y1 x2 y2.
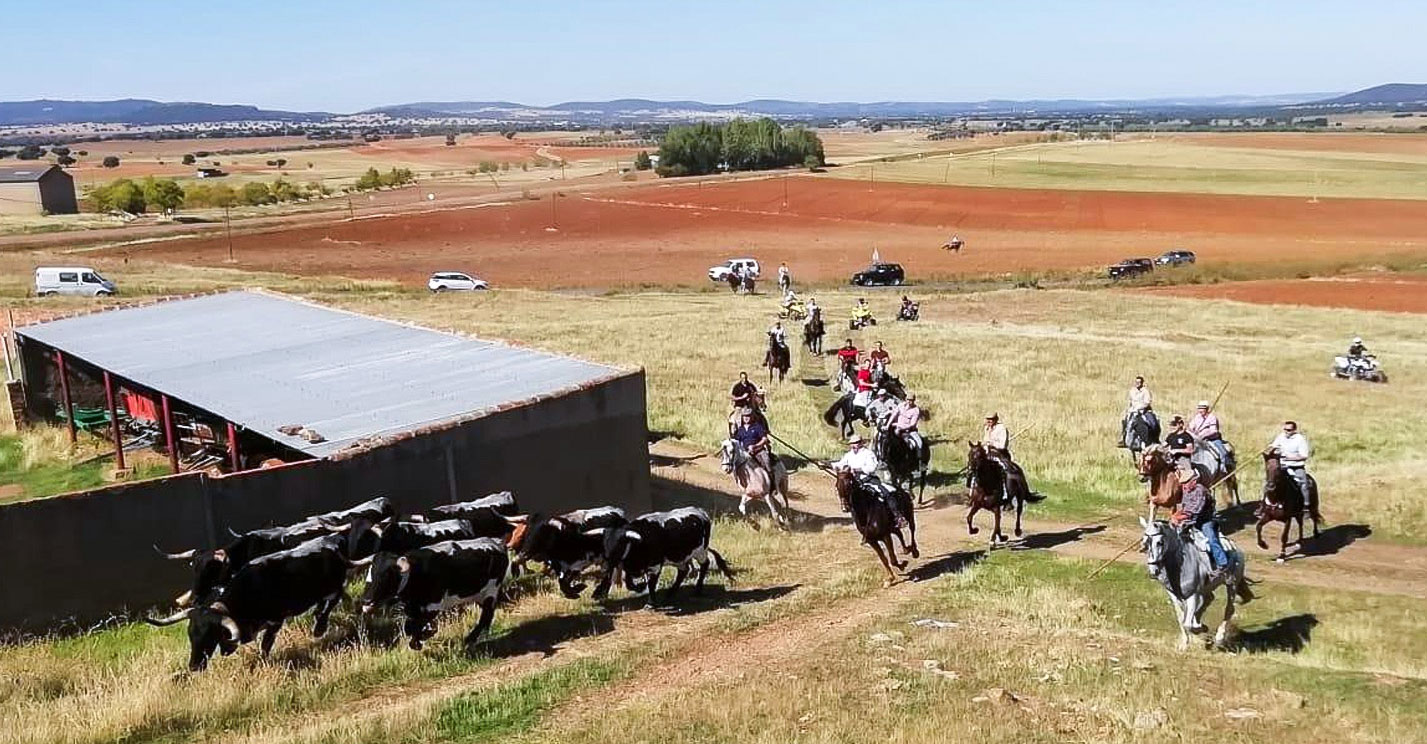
154 545 198 560
408 514 427 523
220 616 240 642
348 555 374 568
227 527 243 538
503 514 529 525
174 590 195 608
145 608 193 626
582 528 607 538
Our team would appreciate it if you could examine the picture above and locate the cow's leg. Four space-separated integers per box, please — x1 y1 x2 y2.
312 591 342 637
464 597 497 648
591 567 617 601
557 570 585 599
405 612 432 650
665 564 690 603
260 621 282 658
694 550 711 594
966 504 980 535
644 567 662 608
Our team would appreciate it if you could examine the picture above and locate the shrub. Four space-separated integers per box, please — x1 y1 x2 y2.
181 154 196 165
240 181 273 206
101 155 120 168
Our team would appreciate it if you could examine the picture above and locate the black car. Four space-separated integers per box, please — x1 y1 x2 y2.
851 262 905 286
1107 258 1154 281
1156 250 1196 267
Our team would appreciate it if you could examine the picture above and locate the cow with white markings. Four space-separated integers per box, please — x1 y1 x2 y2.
155 517 335 608
145 533 353 671
591 507 736 607
358 538 510 650
510 506 629 598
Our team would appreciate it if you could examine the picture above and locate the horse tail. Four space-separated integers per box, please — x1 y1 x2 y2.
708 548 737 582
1022 490 1046 503
823 397 844 427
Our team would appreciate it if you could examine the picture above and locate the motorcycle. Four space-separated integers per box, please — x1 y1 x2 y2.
895 302 919 322
1331 354 1387 383
849 307 877 330
779 299 808 321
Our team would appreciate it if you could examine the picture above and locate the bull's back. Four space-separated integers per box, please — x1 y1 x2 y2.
631 508 712 563
228 546 348 620
402 539 509 606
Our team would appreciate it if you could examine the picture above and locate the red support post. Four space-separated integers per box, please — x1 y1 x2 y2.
227 421 240 473
161 394 179 474
103 371 125 470
56 351 76 444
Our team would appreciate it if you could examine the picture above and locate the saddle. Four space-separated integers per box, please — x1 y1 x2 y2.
1185 524 1234 567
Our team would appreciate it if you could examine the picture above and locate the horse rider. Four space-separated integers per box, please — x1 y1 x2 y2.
1347 336 1368 359
836 339 860 386
869 340 890 370
1119 375 1154 447
983 412 1011 459
1170 469 1227 582
866 387 898 432
1268 420 1313 499
768 321 788 348
806 296 820 319
1187 400 1229 464
728 371 765 433
778 262 791 292
890 393 923 453
732 408 774 474
1165 415 1195 470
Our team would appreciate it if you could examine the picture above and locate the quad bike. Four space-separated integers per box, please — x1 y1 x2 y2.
779 299 808 321
1331 354 1387 383
895 302 919 322
849 308 876 330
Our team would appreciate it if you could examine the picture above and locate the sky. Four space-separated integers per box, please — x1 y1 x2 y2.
1 0 1423 112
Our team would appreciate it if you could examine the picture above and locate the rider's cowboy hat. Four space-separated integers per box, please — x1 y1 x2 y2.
848 434 865 444
1197 400 1211 409
984 412 999 420
1176 469 1199 484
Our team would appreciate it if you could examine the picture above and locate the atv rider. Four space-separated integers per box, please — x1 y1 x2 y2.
899 295 916 319
1347 336 1368 359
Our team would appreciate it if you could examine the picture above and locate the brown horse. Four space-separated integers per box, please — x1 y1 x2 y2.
763 334 790 383
1256 451 1322 562
964 443 1043 545
835 470 918 586
1137 445 1184 521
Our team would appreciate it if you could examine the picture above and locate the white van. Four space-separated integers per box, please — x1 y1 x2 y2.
35 267 117 297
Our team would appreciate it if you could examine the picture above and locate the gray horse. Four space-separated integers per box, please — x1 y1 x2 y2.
1140 517 1254 650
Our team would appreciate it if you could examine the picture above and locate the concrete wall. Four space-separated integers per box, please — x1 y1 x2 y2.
0 182 43 216
0 370 649 636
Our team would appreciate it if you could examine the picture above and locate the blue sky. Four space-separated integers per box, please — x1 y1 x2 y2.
1 0 1422 111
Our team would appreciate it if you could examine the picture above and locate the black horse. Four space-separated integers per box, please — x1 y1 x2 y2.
803 312 825 355
1256 451 1323 562
835 470 918 586
879 429 932 506
1124 410 1161 463
965 443 1044 545
764 334 791 383
823 392 870 438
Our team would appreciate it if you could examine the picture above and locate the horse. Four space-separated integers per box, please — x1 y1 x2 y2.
1256 451 1322 562
823 392 870 439
1140 517 1254 650
718 439 790 528
964 442 1044 545
803 313 825 355
1137 445 1183 522
941 237 964 253
763 335 791 384
1124 410 1161 463
725 272 741 293
741 273 756 294
834 470 918 586
880 426 931 506
869 365 907 400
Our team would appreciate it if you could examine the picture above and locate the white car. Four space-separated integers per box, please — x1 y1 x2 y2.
35 266 117 297
427 271 489 292
708 258 760 283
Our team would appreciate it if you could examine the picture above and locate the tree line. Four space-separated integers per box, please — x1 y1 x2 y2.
82 167 415 214
656 118 824 177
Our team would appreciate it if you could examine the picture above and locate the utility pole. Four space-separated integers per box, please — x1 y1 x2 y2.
550 191 558 229
782 175 788 209
224 205 234 263
347 194 355 220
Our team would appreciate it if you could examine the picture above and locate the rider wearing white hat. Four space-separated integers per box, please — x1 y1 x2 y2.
1187 400 1228 464
1347 336 1368 359
832 433 879 478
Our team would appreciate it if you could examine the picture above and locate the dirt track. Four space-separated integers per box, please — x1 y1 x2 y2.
1145 274 1427 314
86 176 1427 289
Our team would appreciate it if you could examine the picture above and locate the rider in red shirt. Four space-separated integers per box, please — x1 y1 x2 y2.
868 341 890 367
856 361 874 391
836 339 859 367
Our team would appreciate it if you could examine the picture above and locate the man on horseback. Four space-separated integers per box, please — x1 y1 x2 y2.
836 339 859 389
890 393 923 454
1268 420 1315 504
1165 415 1195 471
866 387 897 433
778 262 791 292
728 372 765 434
1170 469 1227 582
869 340 890 368
983 412 1033 500
1187 400 1229 465
732 409 774 475
768 321 787 348
1119 376 1154 448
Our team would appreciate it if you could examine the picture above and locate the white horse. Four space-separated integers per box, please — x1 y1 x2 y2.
1141 517 1254 650
718 439 791 528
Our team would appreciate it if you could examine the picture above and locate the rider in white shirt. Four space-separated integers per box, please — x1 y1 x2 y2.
1120 375 1153 447
1268 420 1312 495
832 434 879 478
767 321 787 347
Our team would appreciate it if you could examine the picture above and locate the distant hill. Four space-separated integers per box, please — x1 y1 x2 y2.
0 99 328 126
1312 83 1427 107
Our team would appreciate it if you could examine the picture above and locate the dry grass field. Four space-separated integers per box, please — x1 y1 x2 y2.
828 134 1427 200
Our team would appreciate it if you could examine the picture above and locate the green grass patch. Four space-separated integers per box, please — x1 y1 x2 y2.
427 658 630 743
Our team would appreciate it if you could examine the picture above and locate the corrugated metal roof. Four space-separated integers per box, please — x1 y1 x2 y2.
16 291 627 458
0 165 59 183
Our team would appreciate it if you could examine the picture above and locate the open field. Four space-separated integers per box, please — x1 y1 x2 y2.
5 267 1427 742
827 135 1427 200
817 128 1049 163
1145 273 1427 313
79 173 1427 288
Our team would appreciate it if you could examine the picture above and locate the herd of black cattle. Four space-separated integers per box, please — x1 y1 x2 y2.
147 494 735 671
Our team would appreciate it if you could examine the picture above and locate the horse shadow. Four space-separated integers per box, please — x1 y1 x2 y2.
1238 613 1319 655
1012 524 1107 551
1217 501 1261 536
924 469 967 490
907 549 985 582
1298 523 1372 558
602 582 801 618
801 377 830 388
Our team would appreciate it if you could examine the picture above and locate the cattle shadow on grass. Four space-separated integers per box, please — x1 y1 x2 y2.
602 582 801 618
907 550 985 582
1239 613 1319 655
483 611 618 659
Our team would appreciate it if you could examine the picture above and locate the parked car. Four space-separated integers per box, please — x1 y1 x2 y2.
708 258 760 283
427 271 489 292
1156 250 1196 267
850 262 906 287
34 266 117 297
1107 258 1154 281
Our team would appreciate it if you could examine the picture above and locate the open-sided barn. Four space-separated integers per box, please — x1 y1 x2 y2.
1 290 649 634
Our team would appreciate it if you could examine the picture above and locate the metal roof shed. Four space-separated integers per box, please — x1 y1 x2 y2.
14 290 632 461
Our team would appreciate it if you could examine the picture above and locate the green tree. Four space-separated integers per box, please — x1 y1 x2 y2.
101 155 120 168
240 181 273 206
181 153 196 165
804 154 821 171
633 150 652 171
270 179 301 202
208 183 238 208
18 145 46 160
478 161 498 174
87 179 145 213
140 177 184 212
354 167 382 191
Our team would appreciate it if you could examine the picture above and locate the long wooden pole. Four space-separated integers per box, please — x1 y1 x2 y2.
56 351 75 443
103 371 124 469
1085 537 1141 580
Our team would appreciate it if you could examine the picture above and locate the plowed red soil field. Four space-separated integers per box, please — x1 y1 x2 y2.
112 176 1427 288
1146 274 1427 313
